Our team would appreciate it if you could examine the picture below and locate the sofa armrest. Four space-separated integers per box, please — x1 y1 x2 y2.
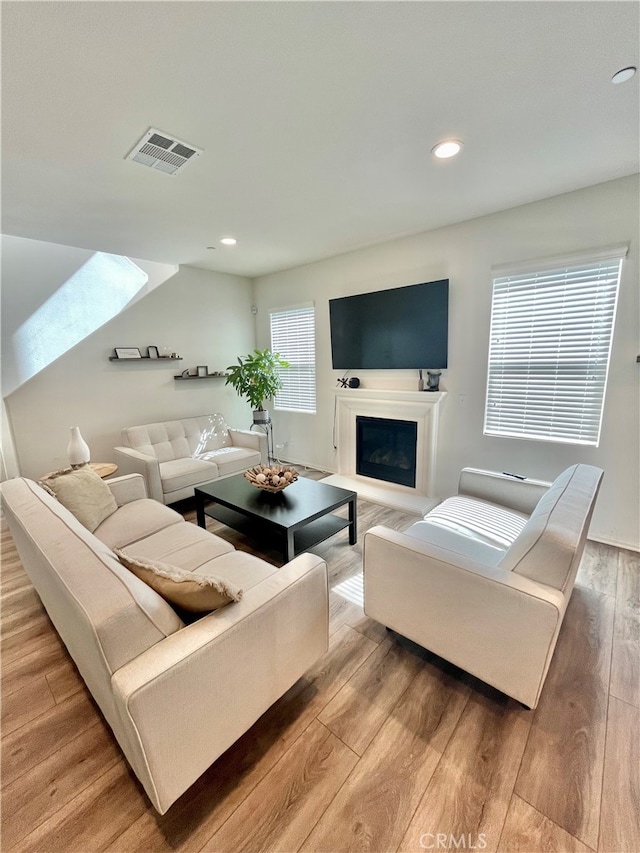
228 428 268 463
106 474 148 506
113 447 164 503
110 552 328 814
363 525 565 709
458 467 551 515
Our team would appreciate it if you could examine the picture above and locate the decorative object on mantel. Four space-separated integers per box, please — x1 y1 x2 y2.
426 370 442 391
348 377 360 388
244 464 298 492
67 426 90 466
225 348 289 425
418 369 424 392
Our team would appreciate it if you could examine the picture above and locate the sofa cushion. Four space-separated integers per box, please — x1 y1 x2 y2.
94 499 183 549
412 495 528 552
191 414 233 453
191 550 280 591
115 550 243 613
159 457 219 494
500 464 603 591
195 446 262 477
42 465 118 533
122 521 235 569
403 520 507 566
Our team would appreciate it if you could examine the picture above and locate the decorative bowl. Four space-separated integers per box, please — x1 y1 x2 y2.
244 465 298 492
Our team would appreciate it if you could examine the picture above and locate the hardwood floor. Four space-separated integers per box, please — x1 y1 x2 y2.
1 471 639 853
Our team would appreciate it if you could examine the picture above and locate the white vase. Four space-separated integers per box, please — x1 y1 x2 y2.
67 426 90 466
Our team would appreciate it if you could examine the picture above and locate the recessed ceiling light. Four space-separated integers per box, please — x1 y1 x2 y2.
612 66 637 84
432 140 464 159
220 236 237 246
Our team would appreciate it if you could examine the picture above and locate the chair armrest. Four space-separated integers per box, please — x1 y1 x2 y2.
228 428 268 463
106 474 148 506
458 467 551 515
110 552 328 814
363 526 566 708
113 447 164 503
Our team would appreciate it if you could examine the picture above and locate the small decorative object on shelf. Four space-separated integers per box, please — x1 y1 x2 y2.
67 426 90 466
426 370 442 391
197 365 208 377
147 346 159 359
114 347 142 359
244 465 298 493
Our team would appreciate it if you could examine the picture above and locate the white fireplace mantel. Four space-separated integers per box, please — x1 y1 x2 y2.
334 388 446 498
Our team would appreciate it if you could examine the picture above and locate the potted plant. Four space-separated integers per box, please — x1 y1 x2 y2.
225 348 289 423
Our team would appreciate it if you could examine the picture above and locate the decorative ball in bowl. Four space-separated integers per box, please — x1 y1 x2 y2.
244 465 299 492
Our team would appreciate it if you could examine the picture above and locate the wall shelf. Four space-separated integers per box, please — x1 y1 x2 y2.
108 356 183 362
174 373 230 381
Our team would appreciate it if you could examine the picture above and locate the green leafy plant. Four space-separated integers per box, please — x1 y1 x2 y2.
225 349 290 411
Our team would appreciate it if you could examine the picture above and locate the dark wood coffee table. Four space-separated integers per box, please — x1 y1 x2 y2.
195 475 357 562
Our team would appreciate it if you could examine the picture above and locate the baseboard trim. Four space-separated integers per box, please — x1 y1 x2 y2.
588 535 639 554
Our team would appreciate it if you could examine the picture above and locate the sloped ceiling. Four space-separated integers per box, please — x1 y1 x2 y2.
2 1 638 277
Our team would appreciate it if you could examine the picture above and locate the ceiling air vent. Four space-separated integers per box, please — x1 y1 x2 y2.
125 128 203 175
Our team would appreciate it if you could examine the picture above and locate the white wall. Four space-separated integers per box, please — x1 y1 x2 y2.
254 175 640 550
1 234 178 396
4 264 256 479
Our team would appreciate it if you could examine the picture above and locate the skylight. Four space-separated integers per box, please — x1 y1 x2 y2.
13 253 148 385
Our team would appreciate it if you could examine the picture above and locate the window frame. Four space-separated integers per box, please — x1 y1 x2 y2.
269 303 317 414
483 244 626 447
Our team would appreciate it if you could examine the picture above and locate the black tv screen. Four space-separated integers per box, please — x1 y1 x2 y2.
329 279 449 370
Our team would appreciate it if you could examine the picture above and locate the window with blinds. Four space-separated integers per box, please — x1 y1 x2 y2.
484 246 626 446
270 304 316 413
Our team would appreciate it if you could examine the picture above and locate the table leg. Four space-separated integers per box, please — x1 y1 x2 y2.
348 496 357 544
196 495 206 528
285 529 296 562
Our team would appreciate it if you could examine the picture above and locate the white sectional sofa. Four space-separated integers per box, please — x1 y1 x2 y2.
113 414 267 504
1 473 328 814
364 464 603 709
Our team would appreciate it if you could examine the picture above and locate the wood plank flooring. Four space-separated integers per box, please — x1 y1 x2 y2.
1 470 639 853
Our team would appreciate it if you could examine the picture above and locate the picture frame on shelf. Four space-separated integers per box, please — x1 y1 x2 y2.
114 347 142 359
197 365 208 377
147 346 159 359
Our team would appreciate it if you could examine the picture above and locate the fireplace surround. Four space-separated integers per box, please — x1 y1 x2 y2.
334 388 446 499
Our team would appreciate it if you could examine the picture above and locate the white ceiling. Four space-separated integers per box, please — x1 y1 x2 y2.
2 1 638 278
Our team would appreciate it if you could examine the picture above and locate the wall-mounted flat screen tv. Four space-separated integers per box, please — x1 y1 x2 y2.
329 279 449 370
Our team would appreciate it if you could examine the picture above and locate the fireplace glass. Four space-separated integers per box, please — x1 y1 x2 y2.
356 416 417 488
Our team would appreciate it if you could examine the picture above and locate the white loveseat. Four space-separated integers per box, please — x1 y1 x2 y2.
363 464 603 709
113 414 267 504
1 474 328 814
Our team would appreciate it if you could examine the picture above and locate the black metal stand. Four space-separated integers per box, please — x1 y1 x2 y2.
250 420 275 464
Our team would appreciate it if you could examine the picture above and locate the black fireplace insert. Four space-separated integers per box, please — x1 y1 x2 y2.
356 416 417 488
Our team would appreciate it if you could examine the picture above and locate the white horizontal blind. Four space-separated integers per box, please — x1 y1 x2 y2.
270 305 316 413
484 252 623 446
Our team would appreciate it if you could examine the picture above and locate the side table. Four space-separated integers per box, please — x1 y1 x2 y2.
41 462 118 480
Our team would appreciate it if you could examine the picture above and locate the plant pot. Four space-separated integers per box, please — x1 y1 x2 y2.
252 410 271 424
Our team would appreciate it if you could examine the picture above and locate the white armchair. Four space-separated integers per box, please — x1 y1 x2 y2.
363 464 603 708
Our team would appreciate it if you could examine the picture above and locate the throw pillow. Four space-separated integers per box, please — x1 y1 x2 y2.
42 465 118 532
114 550 243 613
